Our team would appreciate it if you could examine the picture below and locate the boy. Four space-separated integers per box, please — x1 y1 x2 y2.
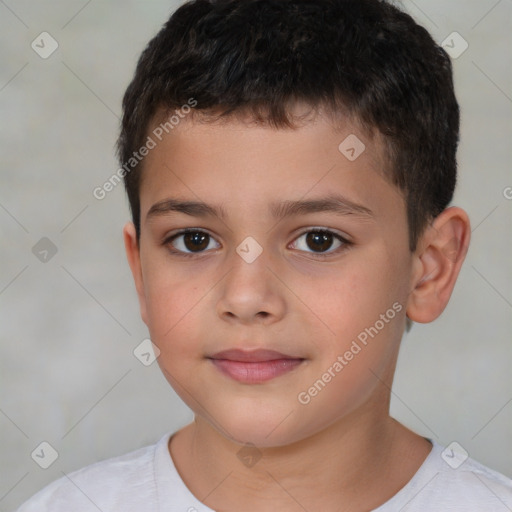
17 0 512 510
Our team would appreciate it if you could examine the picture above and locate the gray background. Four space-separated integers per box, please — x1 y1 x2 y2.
1 0 511 510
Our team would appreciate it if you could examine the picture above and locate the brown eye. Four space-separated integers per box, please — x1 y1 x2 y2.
305 231 335 252
167 230 219 255
291 229 346 256
182 231 209 251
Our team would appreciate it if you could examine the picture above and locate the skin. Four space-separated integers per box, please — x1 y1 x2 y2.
124 105 471 511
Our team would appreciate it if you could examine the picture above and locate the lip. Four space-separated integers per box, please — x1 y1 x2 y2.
208 349 305 384
210 349 300 362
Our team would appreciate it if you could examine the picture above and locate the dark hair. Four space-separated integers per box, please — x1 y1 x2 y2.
117 0 459 251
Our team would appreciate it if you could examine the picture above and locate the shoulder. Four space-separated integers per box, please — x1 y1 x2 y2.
432 448 512 508
16 438 160 512
379 440 512 511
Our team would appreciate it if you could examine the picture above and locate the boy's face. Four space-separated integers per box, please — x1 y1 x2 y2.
126 108 416 447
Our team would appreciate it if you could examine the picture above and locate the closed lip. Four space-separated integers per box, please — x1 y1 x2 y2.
208 349 303 362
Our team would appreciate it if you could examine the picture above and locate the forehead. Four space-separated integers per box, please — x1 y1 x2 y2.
139 109 403 226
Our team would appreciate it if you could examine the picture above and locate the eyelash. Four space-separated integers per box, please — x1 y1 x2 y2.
162 228 352 260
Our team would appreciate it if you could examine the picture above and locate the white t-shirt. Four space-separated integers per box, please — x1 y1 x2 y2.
16 432 512 511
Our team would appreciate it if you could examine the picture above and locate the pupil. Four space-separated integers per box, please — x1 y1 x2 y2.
306 231 332 252
184 232 209 251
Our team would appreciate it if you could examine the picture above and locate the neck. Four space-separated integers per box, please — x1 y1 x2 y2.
169 397 431 511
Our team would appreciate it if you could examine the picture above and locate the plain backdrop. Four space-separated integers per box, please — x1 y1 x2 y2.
1 0 511 510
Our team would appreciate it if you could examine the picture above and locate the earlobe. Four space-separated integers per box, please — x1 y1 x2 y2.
123 222 148 325
406 207 471 323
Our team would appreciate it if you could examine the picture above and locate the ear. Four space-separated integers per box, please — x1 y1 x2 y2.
123 222 148 325
406 207 471 323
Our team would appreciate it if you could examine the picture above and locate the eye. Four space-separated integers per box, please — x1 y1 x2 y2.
289 228 349 257
164 227 350 259
164 229 220 257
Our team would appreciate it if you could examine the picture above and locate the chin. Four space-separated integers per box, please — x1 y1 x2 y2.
208 405 317 449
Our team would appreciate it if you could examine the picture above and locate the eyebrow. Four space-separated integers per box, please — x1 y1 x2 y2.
146 194 374 223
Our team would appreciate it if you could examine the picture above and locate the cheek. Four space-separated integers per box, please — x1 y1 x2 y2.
295 268 404 426
142 260 206 354
307 249 407 366
315 255 397 326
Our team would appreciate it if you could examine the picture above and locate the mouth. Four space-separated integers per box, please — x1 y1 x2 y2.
207 349 305 384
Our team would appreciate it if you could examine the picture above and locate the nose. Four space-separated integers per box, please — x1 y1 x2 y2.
216 248 286 325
